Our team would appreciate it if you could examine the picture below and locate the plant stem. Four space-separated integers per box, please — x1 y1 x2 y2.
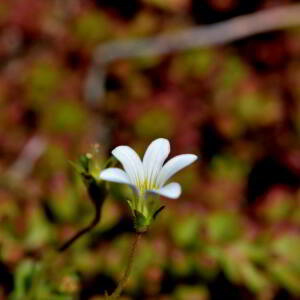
58 202 101 251
107 232 142 299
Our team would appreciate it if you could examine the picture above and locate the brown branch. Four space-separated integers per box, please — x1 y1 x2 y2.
6 135 47 181
93 4 300 64
84 4 300 102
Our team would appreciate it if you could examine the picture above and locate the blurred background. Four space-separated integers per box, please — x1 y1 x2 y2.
1 0 300 299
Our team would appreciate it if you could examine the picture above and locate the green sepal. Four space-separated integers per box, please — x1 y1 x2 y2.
68 160 85 174
126 198 133 211
153 205 165 220
103 156 118 169
133 210 149 233
79 154 91 172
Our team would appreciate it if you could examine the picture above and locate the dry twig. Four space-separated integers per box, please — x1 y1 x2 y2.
93 4 300 64
85 4 300 102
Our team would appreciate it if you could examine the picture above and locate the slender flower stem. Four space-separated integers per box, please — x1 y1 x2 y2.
58 202 101 251
106 232 142 300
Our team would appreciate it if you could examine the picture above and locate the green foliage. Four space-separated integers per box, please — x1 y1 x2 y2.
173 285 209 300
26 62 61 106
135 108 175 138
12 259 35 299
74 12 111 45
271 234 300 272
239 262 271 293
10 258 78 300
41 143 68 172
24 209 55 249
218 55 248 90
171 216 201 248
211 154 250 181
49 185 80 222
269 262 300 296
258 190 294 222
235 92 282 127
207 212 242 243
43 100 87 134
172 49 217 78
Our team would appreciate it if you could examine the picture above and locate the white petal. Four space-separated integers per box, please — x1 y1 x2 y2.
143 138 170 188
112 146 144 185
146 182 181 199
100 168 131 184
157 154 198 186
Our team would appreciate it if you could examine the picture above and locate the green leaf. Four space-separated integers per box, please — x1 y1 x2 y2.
211 154 250 181
43 100 87 134
153 205 165 220
269 261 300 295
68 160 85 174
171 216 201 248
26 62 61 107
221 252 241 284
24 209 55 249
207 212 242 243
240 262 271 293
218 55 248 90
74 12 111 45
135 108 175 138
271 234 300 272
235 92 282 127
173 285 209 300
13 260 35 299
79 154 91 173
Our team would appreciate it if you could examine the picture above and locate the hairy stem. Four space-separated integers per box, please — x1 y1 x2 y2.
107 232 142 299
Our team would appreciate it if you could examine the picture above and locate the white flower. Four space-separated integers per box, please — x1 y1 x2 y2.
100 138 197 199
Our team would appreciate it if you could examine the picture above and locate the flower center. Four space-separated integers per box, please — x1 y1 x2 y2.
137 178 157 194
